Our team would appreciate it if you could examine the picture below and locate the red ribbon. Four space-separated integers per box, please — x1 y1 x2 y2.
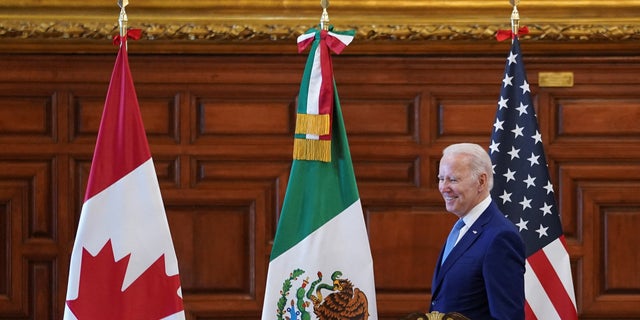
298 29 350 140
297 30 348 54
318 30 334 140
496 26 529 41
112 29 142 46
297 36 315 53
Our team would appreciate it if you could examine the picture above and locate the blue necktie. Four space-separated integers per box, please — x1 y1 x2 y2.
442 219 465 264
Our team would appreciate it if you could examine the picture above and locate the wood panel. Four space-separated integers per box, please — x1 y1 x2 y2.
558 100 640 136
580 184 640 318
0 92 56 144
1 53 640 320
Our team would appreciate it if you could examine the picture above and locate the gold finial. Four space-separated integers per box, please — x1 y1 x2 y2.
118 0 129 38
425 311 445 320
510 0 520 36
320 0 330 31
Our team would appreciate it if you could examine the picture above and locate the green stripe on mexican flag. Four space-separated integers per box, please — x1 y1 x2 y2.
262 27 377 320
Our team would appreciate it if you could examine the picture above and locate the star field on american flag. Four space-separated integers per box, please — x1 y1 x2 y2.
488 37 563 258
488 37 577 320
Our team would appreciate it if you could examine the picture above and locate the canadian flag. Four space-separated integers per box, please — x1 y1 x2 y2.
64 38 185 320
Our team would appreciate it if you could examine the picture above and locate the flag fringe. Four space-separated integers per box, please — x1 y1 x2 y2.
293 138 331 162
295 113 330 136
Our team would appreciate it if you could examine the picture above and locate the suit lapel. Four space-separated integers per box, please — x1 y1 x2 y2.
432 203 499 294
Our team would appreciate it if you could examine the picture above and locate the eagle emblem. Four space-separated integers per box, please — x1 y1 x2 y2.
276 269 369 320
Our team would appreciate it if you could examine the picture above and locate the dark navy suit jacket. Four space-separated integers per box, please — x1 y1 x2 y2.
430 201 526 320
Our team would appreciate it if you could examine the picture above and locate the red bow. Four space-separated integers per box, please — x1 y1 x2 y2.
496 26 529 41
112 29 142 46
297 30 348 55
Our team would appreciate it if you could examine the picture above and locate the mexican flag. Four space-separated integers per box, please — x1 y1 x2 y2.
64 32 185 320
261 27 378 320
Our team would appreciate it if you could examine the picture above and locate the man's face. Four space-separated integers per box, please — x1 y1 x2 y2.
438 153 485 217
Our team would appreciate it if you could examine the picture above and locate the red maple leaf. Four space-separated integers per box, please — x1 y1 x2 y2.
67 240 184 319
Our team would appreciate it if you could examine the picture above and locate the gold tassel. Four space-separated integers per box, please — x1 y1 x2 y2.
293 138 331 162
295 113 330 136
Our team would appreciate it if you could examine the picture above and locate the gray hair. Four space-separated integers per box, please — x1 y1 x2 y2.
442 143 494 190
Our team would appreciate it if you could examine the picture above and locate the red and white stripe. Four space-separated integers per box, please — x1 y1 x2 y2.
524 236 577 320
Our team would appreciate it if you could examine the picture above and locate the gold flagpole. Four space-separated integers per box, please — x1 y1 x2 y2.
320 0 330 31
118 0 129 50
510 0 520 40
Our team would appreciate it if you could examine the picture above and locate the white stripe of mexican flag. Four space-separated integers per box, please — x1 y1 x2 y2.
262 200 378 320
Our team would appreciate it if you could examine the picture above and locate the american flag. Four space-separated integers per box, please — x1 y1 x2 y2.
489 37 578 320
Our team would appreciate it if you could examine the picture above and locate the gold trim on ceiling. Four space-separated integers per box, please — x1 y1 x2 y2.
1 21 639 42
1 0 639 54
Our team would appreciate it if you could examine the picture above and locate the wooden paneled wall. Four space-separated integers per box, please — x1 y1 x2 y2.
1 52 640 320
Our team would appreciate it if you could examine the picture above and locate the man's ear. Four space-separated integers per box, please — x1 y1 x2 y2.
478 172 488 192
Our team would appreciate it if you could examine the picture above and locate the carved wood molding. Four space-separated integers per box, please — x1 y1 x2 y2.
1 21 639 42
1 0 639 54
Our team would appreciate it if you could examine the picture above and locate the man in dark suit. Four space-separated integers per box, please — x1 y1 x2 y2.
430 143 525 320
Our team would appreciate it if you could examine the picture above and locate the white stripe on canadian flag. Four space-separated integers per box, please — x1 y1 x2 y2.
66 159 181 297
525 237 577 320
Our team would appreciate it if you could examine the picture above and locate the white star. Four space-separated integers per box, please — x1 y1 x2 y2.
527 153 540 167
492 164 496 174
536 224 549 238
503 74 514 87
520 80 530 94
544 180 554 194
515 218 529 231
519 196 532 210
516 102 529 116
507 51 518 65
532 130 542 144
540 202 553 216
498 96 509 109
503 168 516 182
507 146 520 160
493 118 504 132
523 174 536 188
511 124 524 138
499 190 512 204
489 140 500 154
